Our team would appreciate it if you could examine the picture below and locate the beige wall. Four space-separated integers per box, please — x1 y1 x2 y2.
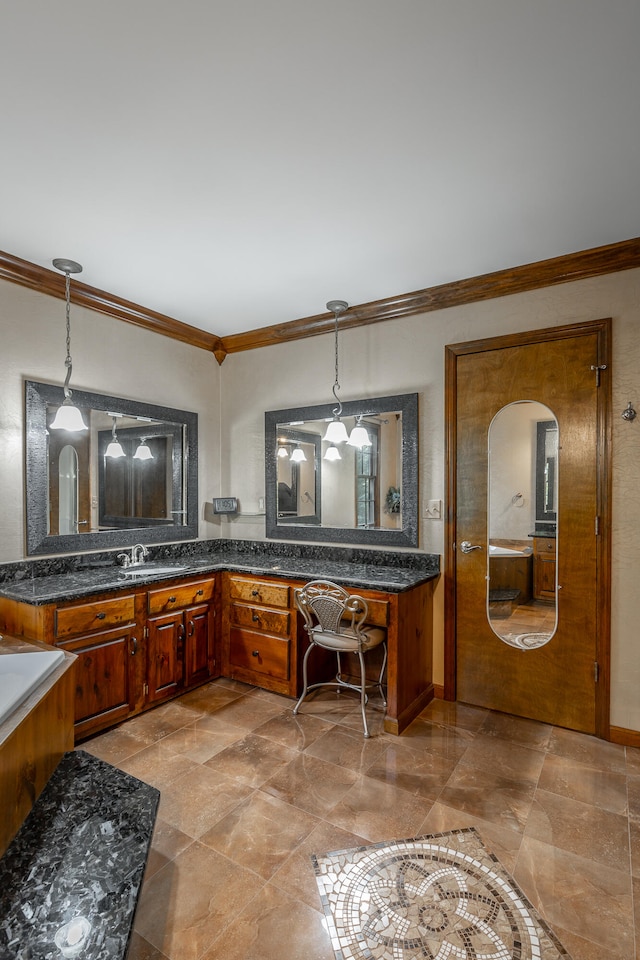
0 279 221 559
219 268 640 733
1 268 639 733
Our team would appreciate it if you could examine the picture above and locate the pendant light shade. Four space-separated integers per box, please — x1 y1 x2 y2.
324 444 341 461
323 418 349 444
105 417 126 458
277 444 289 458
133 440 154 461
290 446 306 462
348 418 372 447
49 258 88 432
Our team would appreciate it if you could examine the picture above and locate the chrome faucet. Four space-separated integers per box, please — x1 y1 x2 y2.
131 543 148 565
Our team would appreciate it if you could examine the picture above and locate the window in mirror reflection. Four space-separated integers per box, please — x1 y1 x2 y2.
487 400 558 650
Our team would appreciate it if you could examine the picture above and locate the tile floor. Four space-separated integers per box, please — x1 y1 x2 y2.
79 680 639 960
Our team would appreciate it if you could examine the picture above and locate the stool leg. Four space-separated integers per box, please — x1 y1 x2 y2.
293 640 314 716
357 649 370 738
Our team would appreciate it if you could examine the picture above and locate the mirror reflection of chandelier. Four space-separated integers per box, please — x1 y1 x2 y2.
105 416 126 459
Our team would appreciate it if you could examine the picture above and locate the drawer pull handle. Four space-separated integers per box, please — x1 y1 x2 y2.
168 596 177 603
95 612 106 620
196 589 204 596
252 650 259 657
252 612 260 623
251 589 260 597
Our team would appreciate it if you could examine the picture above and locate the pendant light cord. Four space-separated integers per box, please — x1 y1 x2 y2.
62 270 73 400
332 307 343 418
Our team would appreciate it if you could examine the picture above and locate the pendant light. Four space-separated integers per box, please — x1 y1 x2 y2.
105 417 126 458
322 300 350 444
324 445 341 461
348 416 372 448
290 445 306 463
133 439 154 460
49 259 88 431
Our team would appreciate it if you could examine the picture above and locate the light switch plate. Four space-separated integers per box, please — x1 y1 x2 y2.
425 499 442 519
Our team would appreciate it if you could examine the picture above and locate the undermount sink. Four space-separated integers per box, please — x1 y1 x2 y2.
120 563 187 577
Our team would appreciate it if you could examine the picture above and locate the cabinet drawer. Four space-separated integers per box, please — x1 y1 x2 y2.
229 627 290 681
230 602 291 637
148 578 215 615
55 594 136 639
353 597 389 627
228 577 290 609
534 538 556 556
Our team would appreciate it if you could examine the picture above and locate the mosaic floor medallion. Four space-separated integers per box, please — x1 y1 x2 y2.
312 828 571 960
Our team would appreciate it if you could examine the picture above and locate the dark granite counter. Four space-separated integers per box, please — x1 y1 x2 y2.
0 541 440 605
0 750 159 960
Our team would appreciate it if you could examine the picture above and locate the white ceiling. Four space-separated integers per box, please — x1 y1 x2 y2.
2 2 639 339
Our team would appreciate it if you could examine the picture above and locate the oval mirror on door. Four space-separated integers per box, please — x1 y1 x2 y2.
487 401 558 649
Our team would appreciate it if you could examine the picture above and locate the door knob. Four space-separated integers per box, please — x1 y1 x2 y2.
460 540 482 554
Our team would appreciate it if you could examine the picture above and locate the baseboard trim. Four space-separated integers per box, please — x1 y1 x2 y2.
609 725 640 747
433 684 445 699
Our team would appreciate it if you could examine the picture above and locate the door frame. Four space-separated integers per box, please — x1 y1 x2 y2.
444 318 612 739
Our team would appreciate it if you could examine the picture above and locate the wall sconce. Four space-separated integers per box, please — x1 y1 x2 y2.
133 439 154 460
49 258 88 432
323 300 350 444
105 416 126 458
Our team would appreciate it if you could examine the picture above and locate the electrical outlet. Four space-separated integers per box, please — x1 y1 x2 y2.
425 499 442 520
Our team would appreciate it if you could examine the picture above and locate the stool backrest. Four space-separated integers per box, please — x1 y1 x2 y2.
294 579 369 637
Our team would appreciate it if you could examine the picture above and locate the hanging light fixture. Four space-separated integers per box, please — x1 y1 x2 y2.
323 300 350 444
348 416 372 448
49 259 88 431
324 444 341 461
277 441 289 458
105 417 126 458
290 445 306 463
133 439 154 461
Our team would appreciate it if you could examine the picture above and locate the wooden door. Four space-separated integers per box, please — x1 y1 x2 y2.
147 612 184 702
445 320 611 736
184 603 212 687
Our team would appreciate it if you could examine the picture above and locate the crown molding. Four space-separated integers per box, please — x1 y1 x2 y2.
0 250 219 353
219 236 640 359
2 237 639 363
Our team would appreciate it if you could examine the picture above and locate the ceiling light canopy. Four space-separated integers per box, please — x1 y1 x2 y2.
49 259 88 432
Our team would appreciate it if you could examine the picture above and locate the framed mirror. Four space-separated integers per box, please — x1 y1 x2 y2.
25 380 198 555
265 393 418 547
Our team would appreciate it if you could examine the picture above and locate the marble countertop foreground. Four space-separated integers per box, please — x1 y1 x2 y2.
0 750 159 960
0 548 440 605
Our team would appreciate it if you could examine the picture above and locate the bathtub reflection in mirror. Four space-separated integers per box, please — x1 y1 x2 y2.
487 401 558 649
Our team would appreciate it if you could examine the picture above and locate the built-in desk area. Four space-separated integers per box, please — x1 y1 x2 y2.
0 541 439 738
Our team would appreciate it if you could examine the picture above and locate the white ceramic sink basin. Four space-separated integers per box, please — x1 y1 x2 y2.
121 563 187 577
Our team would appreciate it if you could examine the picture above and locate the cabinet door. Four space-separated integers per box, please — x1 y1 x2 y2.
147 612 184 703
185 603 213 688
56 626 137 738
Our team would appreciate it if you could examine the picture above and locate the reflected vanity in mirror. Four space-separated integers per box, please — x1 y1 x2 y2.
25 380 198 555
487 400 558 648
265 393 418 547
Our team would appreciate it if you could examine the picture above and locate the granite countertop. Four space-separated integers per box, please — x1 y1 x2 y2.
0 750 159 960
0 549 439 606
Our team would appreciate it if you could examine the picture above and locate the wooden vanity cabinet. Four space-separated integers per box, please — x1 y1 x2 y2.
53 593 138 739
146 578 216 703
223 575 294 695
533 537 557 601
0 574 219 739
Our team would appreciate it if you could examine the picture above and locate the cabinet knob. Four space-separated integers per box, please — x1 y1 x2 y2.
251 589 260 597
252 612 260 623
252 650 259 657
168 596 177 603
95 612 106 620
196 589 204 596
